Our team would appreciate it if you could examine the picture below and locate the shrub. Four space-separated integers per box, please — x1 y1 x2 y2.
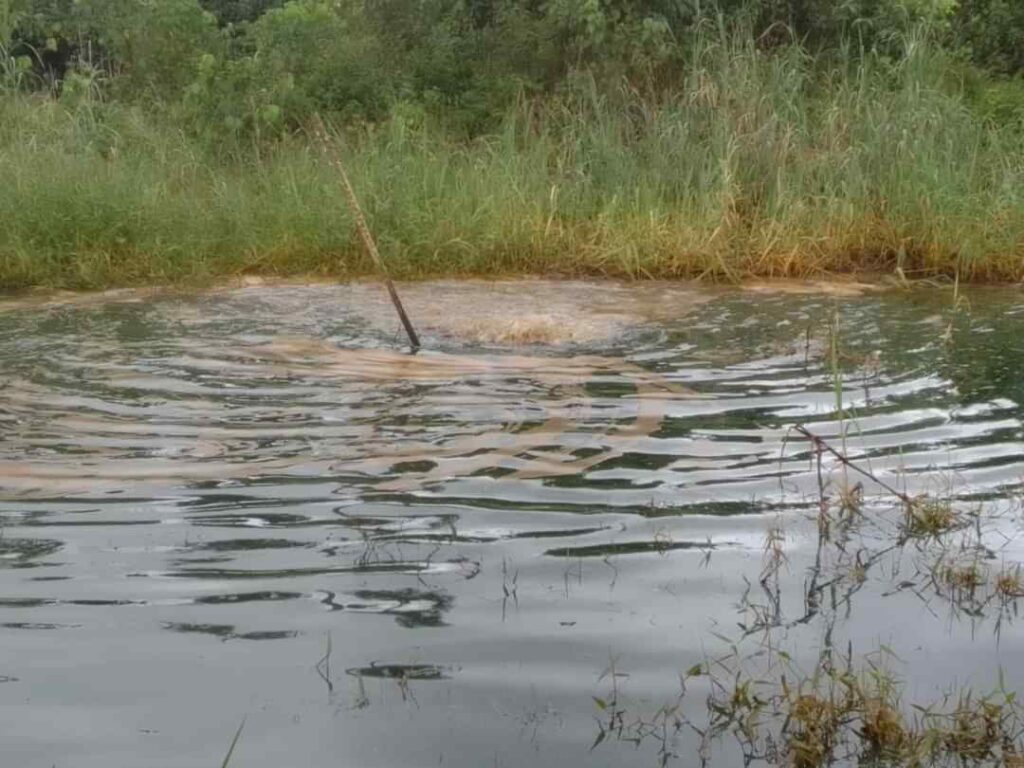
184 0 391 141
952 0 1024 75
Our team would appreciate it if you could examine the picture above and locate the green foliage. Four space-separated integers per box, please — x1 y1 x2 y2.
4 0 218 96
1 0 17 46
2 0 1024 290
97 0 219 97
699 0 957 55
366 0 561 133
952 0 1024 75
4 0 77 84
2 29 1024 290
6 0 1023 130
4 0 66 43
199 0 284 26
185 0 390 140
248 0 388 119
966 76 1024 128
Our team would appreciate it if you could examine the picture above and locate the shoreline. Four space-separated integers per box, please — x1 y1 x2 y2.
2 272 1008 323
0 273 901 311
2 254 1022 297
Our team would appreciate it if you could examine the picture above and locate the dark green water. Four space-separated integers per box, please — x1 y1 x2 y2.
0 282 1022 767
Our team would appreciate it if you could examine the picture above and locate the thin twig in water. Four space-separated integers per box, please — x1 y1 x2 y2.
501 557 519 621
793 425 913 506
316 631 333 695
219 717 246 768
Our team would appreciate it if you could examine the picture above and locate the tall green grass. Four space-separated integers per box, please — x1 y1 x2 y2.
2 28 1023 290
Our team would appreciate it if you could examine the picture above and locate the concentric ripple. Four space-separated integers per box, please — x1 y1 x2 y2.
0 281 1022 767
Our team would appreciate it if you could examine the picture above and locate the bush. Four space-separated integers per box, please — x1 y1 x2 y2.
3 0 219 96
199 0 285 26
185 0 391 140
952 0 1024 75
98 0 220 98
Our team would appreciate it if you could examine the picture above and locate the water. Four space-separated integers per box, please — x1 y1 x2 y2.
0 281 1022 767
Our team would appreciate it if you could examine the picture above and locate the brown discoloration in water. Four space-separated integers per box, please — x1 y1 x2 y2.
252 338 700 490
740 279 881 297
0 337 700 497
0 279 718 497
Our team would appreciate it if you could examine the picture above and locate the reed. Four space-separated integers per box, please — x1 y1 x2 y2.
2 29 1023 290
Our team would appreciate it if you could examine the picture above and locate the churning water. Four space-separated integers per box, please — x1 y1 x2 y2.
0 280 1022 767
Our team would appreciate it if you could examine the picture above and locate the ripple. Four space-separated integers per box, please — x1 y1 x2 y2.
162 622 300 641
0 538 63 567
544 540 730 558
345 662 451 681
314 588 453 627
0 281 1022 768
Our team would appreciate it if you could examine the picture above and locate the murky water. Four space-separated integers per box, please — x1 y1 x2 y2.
0 281 1022 767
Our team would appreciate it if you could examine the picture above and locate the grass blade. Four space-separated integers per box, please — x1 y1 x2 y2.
220 717 246 768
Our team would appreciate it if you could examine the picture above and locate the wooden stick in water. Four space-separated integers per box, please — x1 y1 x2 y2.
310 114 421 352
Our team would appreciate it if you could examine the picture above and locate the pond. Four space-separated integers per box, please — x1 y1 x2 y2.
0 280 1022 767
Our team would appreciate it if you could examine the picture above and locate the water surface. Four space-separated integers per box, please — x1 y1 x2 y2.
0 281 1022 767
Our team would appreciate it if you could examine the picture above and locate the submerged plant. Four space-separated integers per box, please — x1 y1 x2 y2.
906 498 960 539
595 354 1024 766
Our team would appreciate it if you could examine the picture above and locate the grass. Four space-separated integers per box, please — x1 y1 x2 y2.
219 717 245 768
906 498 960 538
2 29 1024 291
940 560 987 592
590 346 1024 765
996 566 1024 600
703 650 1024 767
